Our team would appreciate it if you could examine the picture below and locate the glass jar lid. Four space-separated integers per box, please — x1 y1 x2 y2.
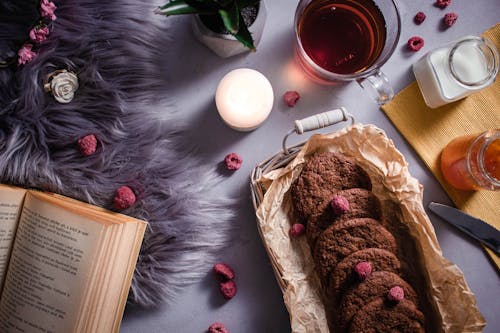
448 36 499 87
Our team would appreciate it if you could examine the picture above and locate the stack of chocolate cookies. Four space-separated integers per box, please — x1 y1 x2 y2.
291 152 426 333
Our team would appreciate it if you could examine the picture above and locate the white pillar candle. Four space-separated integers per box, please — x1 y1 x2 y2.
215 68 274 131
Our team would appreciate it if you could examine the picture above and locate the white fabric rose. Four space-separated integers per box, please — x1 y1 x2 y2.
47 70 79 103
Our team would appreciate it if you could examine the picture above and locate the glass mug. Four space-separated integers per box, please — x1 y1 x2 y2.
294 0 401 104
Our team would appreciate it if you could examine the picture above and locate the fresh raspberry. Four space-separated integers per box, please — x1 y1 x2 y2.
208 322 229 333
213 263 235 281
330 195 350 215
407 36 424 52
443 12 458 27
219 280 237 300
77 134 97 156
113 186 136 210
224 153 242 171
283 91 300 107
414 12 426 25
289 223 305 238
387 286 405 303
354 262 372 281
434 0 451 9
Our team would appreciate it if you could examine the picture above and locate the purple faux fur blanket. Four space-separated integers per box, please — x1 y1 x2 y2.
0 0 235 306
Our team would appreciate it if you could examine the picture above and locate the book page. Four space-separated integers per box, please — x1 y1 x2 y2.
0 185 26 290
78 221 144 333
0 192 104 333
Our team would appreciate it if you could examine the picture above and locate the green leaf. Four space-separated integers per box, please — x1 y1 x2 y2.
218 3 239 35
157 0 199 15
157 0 223 15
233 12 255 50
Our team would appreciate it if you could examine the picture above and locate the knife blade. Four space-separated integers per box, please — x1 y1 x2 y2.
428 202 500 255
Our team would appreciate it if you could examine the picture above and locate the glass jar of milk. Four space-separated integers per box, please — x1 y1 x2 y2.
413 36 499 108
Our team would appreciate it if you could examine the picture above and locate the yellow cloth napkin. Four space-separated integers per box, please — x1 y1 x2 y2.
382 23 500 270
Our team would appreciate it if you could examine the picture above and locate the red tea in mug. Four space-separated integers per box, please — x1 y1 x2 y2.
298 0 386 75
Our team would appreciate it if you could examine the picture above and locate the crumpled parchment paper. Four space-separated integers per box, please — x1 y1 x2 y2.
254 124 485 333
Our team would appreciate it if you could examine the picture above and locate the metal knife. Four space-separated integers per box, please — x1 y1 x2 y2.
428 202 500 255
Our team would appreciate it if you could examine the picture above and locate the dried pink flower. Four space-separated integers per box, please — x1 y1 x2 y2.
17 43 37 65
354 261 372 281
283 91 300 107
434 0 451 9
77 134 98 156
113 186 136 210
219 280 237 300
208 322 229 333
443 12 458 27
330 195 350 216
29 26 50 43
41 0 57 21
289 223 305 238
213 263 235 281
224 152 243 171
414 12 426 25
387 286 405 303
407 36 425 52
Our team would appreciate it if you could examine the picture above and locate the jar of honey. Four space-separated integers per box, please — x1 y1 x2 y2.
440 129 500 190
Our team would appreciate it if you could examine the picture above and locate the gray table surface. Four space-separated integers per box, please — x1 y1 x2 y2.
121 1 500 332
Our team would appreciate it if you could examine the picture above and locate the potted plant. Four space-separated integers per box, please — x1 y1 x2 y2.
155 0 266 58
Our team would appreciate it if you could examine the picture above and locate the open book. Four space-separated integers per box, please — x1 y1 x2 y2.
0 184 147 333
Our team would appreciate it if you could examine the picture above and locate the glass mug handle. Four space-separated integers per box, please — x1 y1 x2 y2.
357 70 395 105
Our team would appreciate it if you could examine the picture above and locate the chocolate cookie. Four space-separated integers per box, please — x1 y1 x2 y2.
327 248 401 300
306 188 382 249
313 218 397 284
338 271 419 333
349 298 425 333
290 152 372 222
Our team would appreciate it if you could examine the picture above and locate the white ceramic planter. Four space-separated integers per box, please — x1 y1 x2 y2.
191 2 267 58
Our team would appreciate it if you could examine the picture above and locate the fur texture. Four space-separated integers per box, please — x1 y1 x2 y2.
0 0 235 307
